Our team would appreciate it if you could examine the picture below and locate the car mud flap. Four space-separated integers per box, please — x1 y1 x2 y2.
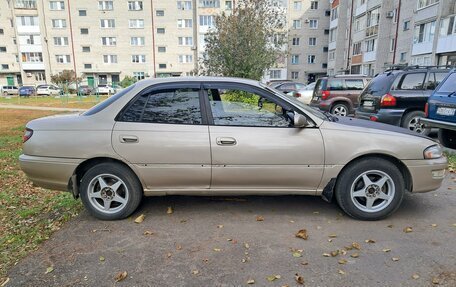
321 178 337 203
68 174 79 199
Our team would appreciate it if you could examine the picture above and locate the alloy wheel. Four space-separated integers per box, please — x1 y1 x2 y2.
87 173 129 214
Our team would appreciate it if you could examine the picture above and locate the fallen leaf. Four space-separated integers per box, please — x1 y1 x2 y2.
432 277 440 284
383 248 391 253
217 225 224 229
99 256 105 262
350 253 359 258
180 219 187 223
247 279 255 284
167 252 172 258
452 223 456 227
244 243 250 249
143 230 154 235
266 275 281 282
328 239 333 243
134 214 145 223
292 252 302 258
256 215 264 221
313 211 320 214
352 242 361 250
114 271 128 282
403 227 413 233
242 258 247 263
176 245 182 250
329 234 337 238
338 270 346 275
365 239 376 243
338 259 348 264
316 226 322 230
167 207 173 214
392 257 400 262
191 270 199 275
290 220 295 223
387 224 394 228
213 248 221 252
323 253 331 257
295 273 304 284
301 261 309 266
330 250 339 257
431 224 438 227
45 266 54 274
1 278 10 287
412 274 420 279
295 229 308 240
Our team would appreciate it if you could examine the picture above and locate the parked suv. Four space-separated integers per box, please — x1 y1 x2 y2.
1 85 19 96
421 69 456 149
355 66 450 135
310 75 371 116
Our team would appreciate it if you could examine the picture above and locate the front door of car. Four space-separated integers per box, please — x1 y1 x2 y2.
203 83 325 192
112 83 211 190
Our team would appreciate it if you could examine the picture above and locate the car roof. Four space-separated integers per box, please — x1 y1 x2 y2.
134 76 263 89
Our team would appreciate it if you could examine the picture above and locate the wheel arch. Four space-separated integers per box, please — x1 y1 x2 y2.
330 99 352 112
400 108 425 126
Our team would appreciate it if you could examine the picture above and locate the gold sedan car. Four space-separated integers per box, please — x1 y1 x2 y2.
20 77 447 220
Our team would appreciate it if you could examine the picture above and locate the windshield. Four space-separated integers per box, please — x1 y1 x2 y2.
436 73 456 94
83 84 136 116
262 83 326 120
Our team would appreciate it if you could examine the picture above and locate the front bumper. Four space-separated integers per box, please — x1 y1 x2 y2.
355 108 405 126
420 118 456 131
19 154 81 191
403 157 448 193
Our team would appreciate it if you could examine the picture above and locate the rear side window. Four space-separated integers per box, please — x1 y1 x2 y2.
436 73 456 93
345 79 364 90
397 73 426 90
328 79 345 91
119 88 202 125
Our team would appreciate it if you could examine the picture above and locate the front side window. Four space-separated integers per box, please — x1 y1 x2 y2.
436 72 456 93
207 86 292 127
119 88 202 125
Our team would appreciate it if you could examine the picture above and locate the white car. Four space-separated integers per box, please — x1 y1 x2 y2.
286 82 316 105
95 85 116 95
36 85 61 96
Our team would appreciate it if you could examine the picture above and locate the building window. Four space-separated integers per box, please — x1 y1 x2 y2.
404 20 410 31
291 71 299 79
323 46 328 52
15 0 38 9
0 47 6 52
177 1 192 10
1 64 9 70
365 38 376 52
21 52 43 62
390 38 396 52
84 64 92 69
100 19 115 28
131 37 145 46
331 7 338 21
293 20 301 29
329 51 335 60
158 46 166 52
322 63 328 68
293 1 302 10
225 0 232 10
49 1 64 10
178 37 193 46
82 46 90 52
157 28 165 34
129 19 144 28
98 1 113 11
80 28 89 34
178 55 193 63
366 8 380 27
158 64 167 69
417 0 439 10
351 65 361 74
133 72 145 80
309 19 318 29
52 19 66 28
34 71 45 81
178 19 193 28
440 15 456 36
55 55 71 63
400 52 407 62
414 21 436 44
199 15 214 27
329 28 336 42
101 37 116 46
53 37 68 46
79 10 87 16
308 37 316 46
17 16 38 26
199 0 220 8
291 55 299 64
0 28 3 35
132 55 146 63
128 1 143 11
269 70 282 79
310 1 319 10
292 37 300 45
156 10 164 16
103 55 118 64
353 42 362 55
307 55 316 64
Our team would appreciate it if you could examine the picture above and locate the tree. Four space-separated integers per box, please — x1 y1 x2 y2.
50 70 80 85
200 0 286 81
119 76 137 88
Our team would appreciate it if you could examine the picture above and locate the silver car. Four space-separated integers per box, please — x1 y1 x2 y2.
20 77 447 220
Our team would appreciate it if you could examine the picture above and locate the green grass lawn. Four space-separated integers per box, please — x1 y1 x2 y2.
0 110 82 284
0 95 107 109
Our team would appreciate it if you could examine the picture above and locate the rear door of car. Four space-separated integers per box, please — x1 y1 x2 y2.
345 78 365 108
202 82 324 192
390 72 426 109
112 82 211 190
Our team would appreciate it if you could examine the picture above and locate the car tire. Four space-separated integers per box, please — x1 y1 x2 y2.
438 128 456 149
80 162 143 220
402 111 430 136
330 103 349 117
3 91 7 96
335 158 405 221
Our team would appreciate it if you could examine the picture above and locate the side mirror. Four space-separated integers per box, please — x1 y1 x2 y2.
294 112 308 128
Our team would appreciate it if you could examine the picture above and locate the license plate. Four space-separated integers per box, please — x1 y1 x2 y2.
363 101 374 107
436 107 456 116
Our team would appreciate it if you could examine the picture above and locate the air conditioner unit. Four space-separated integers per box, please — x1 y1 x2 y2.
304 19 310 23
386 11 395 18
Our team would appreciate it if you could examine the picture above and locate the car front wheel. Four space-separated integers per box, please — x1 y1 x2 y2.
335 158 405 220
80 162 143 220
331 103 349 117
438 128 456 149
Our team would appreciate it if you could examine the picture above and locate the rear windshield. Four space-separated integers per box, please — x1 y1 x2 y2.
364 73 396 96
83 84 135 116
314 79 327 93
436 73 456 94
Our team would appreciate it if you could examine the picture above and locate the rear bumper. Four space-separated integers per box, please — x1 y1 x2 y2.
19 154 81 191
420 118 456 131
355 108 405 126
403 157 448 193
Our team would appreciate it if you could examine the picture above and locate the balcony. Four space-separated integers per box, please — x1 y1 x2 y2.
330 18 338 29
15 0 37 9
328 41 336 51
416 3 439 23
355 3 367 17
437 34 456 54
18 44 43 53
16 25 40 34
363 51 376 62
365 26 378 37
22 62 45 70
412 42 433 56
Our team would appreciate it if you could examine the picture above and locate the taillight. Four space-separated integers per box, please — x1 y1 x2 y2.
380 93 396 107
23 128 33 143
425 103 429 117
294 92 301 98
322 90 330 100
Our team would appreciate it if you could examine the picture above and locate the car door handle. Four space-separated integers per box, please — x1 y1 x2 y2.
216 137 237 146
120 135 138 143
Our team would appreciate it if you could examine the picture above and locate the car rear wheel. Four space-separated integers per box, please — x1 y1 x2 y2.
335 158 405 220
80 162 143 220
402 111 430 136
331 103 349 117
438 128 456 149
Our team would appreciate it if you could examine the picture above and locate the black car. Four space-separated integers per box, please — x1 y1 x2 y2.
355 66 450 135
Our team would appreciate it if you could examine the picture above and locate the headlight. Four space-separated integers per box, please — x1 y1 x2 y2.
424 145 443 159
